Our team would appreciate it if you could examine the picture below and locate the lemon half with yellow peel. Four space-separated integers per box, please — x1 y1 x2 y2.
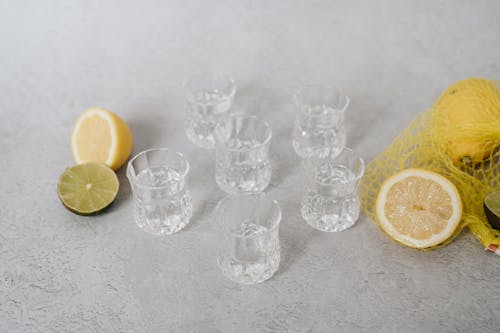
376 169 462 249
71 108 133 170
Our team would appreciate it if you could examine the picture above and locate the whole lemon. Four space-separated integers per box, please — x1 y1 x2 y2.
432 78 500 164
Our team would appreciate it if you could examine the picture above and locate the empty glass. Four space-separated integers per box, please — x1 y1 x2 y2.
301 148 364 232
185 72 236 149
214 115 272 193
215 193 281 284
292 84 350 159
127 148 193 235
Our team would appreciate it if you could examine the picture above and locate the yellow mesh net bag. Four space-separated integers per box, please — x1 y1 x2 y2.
360 78 500 253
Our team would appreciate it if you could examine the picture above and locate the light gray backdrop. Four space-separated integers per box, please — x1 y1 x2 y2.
1 0 499 332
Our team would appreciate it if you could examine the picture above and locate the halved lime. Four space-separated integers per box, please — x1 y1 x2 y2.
57 163 119 215
484 191 500 230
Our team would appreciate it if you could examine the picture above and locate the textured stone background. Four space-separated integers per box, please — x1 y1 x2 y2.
1 0 500 332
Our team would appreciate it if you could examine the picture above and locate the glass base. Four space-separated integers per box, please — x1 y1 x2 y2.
134 203 192 236
186 129 216 149
215 163 271 194
303 211 358 232
217 252 280 285
292 141 344 159
215 178 270 194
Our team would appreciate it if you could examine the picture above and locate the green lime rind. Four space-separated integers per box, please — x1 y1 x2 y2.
484 191 500 230
484 191 500 215
57 163 119 215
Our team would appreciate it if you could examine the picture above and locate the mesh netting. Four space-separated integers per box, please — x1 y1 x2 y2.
360 78 500 249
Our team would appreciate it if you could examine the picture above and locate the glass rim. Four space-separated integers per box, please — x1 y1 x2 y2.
184 72 236 98
293 83 350 115
126 148 190 190
215 192 282 238
305 147 365 186
215 114 272 152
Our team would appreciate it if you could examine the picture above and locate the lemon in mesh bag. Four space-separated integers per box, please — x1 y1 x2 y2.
361 78 500 253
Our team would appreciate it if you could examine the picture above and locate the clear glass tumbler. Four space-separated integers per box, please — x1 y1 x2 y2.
127 148 193 235
185 72 236 149
292 84 350 158
301 148 364 232
214 115 272 193
215 192 281 284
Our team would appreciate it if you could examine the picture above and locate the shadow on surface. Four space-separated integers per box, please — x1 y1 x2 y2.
128 115 171 153
181 149 223 232
274 228 320 278
111 166 132 210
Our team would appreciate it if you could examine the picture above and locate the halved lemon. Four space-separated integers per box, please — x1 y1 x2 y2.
57 163 119 215
71 108 132 170
376 168 462 248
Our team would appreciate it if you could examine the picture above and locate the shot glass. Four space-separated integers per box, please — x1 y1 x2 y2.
127 148 193 235
185 72 236 149
214 115 272 193
292 84 350 159
301 148 364 232
215 192 281 284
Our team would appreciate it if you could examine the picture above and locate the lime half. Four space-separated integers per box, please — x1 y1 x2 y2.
57 163 119 215
484 191 500 230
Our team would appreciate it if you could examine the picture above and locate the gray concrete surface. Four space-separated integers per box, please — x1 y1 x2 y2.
1 0 500 332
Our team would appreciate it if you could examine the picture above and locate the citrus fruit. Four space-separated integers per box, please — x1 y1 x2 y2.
484 191 500 230
432 78 500 164
376 168 462 248
57 163 119 215
71 107 133 170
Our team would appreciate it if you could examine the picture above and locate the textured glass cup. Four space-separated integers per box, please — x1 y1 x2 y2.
292 84 350 158
216 193 281 284
301 148 364 232
214 115 272 194
185 72 236 149
127 148 193 235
